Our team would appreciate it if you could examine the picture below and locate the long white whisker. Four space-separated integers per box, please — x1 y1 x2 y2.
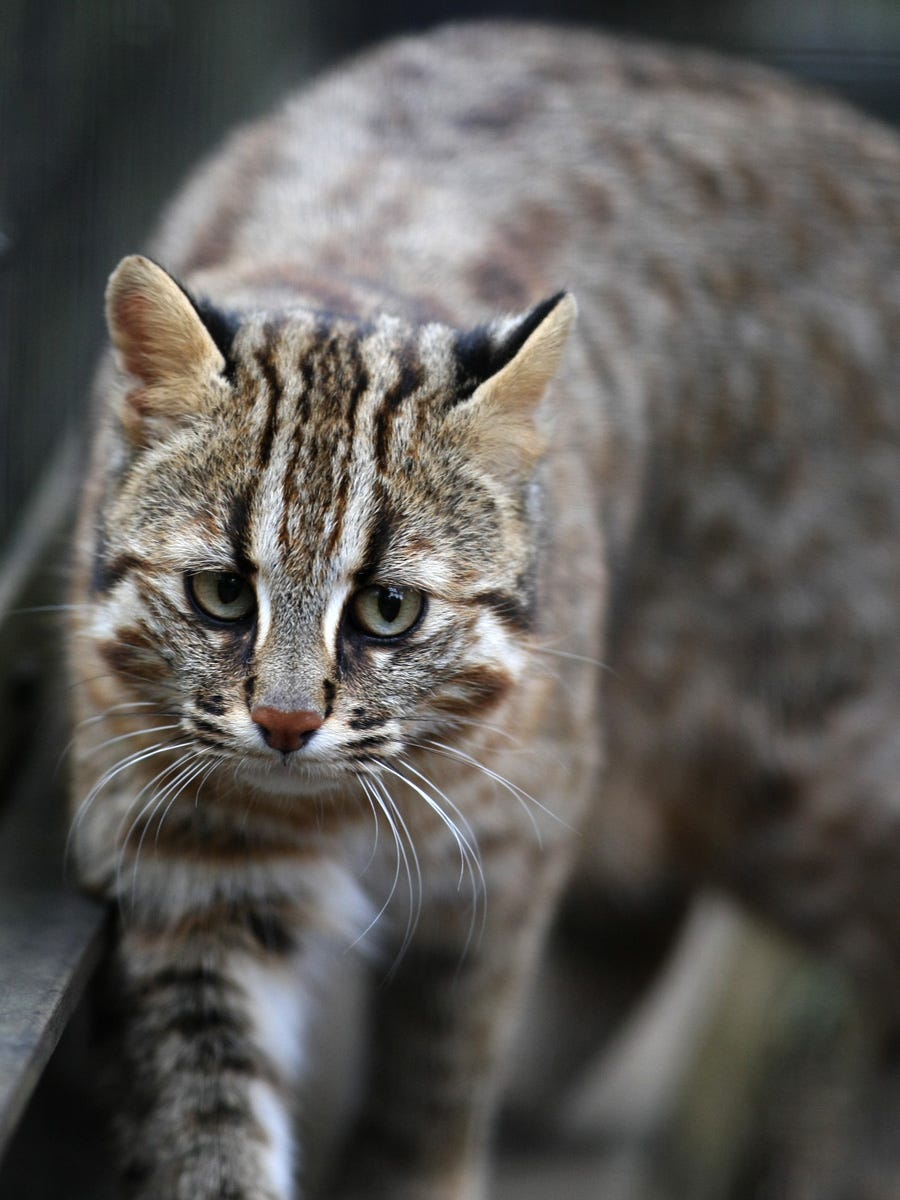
379 759 485 956
358 774 381 876
74 701 162 730
66 737 194 869
153 759 210 846
368 774 423 968
127 754 208 911
83 722 183 759
57 706 178 779
531 643 617 675
112 750 199 897
349 776 404 953
402 713 521 745
422 739 573 839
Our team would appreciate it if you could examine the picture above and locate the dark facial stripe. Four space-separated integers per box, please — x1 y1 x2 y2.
192 716 226 739
374 351 423 469
325 338 370 557
431 664 513 717
91 539 147 595
254 338 283 469
226 490 255 576
472 589 533 632
279 420 306 553
355 492 394 585
348 711 388 730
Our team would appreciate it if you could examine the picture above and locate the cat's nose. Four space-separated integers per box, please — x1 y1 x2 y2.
251 706 324 753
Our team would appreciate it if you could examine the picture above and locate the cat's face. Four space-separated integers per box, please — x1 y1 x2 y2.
88 256 573 795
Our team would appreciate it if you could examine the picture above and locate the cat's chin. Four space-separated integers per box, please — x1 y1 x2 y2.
233 756 351 799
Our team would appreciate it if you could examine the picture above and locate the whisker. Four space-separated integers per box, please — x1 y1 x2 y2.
366 774 423 971
2 602 92 617
66 736 194 868
112 750 198 865
126 754 221 909
82 721 183 760
379 759 485 958
402 713 521 745
349 776 405 956
357 773 381 876
73 700 163 731
530 642 617 676
419 738 573 840
57 704 178 779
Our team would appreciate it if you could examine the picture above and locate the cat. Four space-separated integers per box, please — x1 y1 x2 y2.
68 19 900 1200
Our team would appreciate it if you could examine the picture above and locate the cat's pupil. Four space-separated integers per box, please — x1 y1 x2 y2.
217 574 244 605
378 587 403 623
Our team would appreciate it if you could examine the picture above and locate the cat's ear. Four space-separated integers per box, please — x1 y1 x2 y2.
105 255 227 445
450 291 576 476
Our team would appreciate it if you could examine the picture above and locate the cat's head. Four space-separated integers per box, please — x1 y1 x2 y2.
87 255 575 794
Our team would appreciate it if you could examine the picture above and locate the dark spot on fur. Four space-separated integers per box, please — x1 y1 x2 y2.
197 694 227 716
348 710 387 730
247 909 296 956
192 716 225 738
455 87 535 134
468 262 531 309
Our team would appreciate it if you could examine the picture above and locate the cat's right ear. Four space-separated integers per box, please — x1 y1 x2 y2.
105 255 227 445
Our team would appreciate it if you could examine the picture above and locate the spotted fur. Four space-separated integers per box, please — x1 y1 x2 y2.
70 21 900 1200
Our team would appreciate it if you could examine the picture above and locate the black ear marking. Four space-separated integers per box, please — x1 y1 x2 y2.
181 289 241 383
454 290 569 400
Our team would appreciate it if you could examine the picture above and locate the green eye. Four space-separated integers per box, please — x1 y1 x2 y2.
188 571 256 623
350 585 424 639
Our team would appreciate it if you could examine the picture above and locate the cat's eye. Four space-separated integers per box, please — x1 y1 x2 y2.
187 571 256 624
349 585 424 639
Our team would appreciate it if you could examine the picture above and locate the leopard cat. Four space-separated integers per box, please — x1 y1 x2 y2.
69 20 900 1200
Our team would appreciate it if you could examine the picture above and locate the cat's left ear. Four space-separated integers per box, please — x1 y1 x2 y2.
450 292 576 476
105 254 227 445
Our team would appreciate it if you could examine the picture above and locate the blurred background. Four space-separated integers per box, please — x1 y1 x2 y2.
2 0 900 553
2 2 900 1198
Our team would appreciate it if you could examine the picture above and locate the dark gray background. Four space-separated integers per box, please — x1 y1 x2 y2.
2 0 899 550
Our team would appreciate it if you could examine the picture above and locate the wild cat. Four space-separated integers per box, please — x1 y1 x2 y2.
68 19 900 1200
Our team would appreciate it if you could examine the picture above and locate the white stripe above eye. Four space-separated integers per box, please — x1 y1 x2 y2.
255 574 274 650
322 583 351 658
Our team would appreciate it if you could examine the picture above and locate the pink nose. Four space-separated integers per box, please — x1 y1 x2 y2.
251 706 324 753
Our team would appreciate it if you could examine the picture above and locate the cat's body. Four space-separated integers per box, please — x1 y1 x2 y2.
69 22 900 1199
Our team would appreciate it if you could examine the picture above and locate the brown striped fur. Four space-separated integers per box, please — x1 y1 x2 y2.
70 21 900 1200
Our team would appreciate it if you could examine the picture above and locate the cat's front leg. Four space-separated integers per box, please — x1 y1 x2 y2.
107 916 307 1200
335 843 571 1200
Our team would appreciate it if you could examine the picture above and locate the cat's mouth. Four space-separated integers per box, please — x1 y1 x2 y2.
230 750 361 798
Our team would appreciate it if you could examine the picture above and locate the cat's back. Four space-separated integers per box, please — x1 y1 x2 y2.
154 22 900 323
152 21 900 733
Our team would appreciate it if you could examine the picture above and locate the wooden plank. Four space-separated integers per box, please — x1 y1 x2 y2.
0 436 107 1157
0 887 105 1156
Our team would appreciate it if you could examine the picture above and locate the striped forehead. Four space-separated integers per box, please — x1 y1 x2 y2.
230 313 450 587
